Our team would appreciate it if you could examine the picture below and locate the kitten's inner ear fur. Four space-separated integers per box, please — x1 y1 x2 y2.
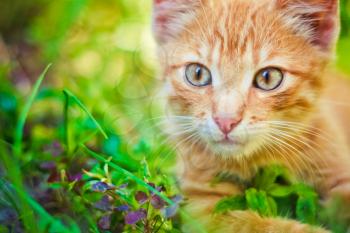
275 0 340 51
152 0 202 44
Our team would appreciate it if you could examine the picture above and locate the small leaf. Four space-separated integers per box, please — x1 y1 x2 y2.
267 197 278 217
125 209 147 225
296 195 317 224
294 184 317 197
214 195 246 214
268 184 294 197
135 191 148 204
151 195 165 209
245 189 270 216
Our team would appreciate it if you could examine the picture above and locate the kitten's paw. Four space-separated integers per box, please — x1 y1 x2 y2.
292 224 330 233
264 217 330 233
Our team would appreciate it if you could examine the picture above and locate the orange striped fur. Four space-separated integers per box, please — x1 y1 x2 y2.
153 0 350 232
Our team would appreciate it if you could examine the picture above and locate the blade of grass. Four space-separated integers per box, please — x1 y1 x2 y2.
63 89 108 139
0 179 20 212
27 196 80 233
14 64 52 157
0 143 37 233
63 90 70 151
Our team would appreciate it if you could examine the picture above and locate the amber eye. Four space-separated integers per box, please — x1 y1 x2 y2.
254 67 284 91
185 63 212 87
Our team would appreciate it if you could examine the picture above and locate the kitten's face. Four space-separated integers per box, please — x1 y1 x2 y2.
153 0 339 157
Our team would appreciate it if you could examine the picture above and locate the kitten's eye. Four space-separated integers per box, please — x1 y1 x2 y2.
254 67 284 91
185 63 212 87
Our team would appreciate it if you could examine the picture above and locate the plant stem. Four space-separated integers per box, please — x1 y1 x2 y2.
63 90 70 152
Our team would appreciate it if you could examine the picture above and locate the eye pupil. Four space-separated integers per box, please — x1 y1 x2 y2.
262 71 270 82
195 67 202 80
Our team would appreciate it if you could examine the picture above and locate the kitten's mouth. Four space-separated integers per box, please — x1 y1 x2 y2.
215 138 243 146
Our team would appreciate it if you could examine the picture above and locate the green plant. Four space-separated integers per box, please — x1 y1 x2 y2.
214 165 348 232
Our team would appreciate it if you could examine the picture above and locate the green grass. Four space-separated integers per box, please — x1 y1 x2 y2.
1 65 183 232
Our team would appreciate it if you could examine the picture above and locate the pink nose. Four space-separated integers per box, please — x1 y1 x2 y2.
213 117 242 135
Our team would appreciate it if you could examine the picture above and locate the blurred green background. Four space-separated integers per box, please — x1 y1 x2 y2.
0 0 158 140
0 0 349 232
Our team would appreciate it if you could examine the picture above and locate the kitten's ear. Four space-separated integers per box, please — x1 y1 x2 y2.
152 0 201 44
276 0 339 51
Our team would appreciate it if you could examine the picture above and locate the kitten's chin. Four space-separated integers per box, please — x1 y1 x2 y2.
207 139 246 158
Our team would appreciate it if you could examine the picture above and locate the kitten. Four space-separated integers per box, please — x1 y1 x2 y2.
153 0 350 232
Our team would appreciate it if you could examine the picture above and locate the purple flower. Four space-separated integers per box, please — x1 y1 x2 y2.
163 204 179 219
125 209 147 225
162 194 182 218
171 195 183 204
98 215 111 230
40 161 56 170
69 173 82 182
44 141 63 157
115 205 130 212
94 196 111 211
151 195 165 209
135 191 148 204
118 183 128 189
91 182 114 192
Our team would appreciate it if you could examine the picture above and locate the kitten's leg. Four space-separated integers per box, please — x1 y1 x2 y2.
311 150 350 227
324 175 350 228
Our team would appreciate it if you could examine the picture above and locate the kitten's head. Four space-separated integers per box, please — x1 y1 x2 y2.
153 0 339 158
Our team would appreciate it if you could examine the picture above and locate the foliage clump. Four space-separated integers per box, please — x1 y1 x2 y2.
214 165 348 233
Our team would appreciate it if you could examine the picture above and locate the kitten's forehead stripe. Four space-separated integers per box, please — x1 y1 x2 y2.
211 43 223 87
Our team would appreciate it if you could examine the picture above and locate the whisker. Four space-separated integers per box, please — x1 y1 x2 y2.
268 128 327 180
263 132 306 178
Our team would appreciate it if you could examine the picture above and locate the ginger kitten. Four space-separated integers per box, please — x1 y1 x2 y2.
153 0 350 232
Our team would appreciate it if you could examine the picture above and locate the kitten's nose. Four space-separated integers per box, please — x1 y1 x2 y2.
213 116 242 135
